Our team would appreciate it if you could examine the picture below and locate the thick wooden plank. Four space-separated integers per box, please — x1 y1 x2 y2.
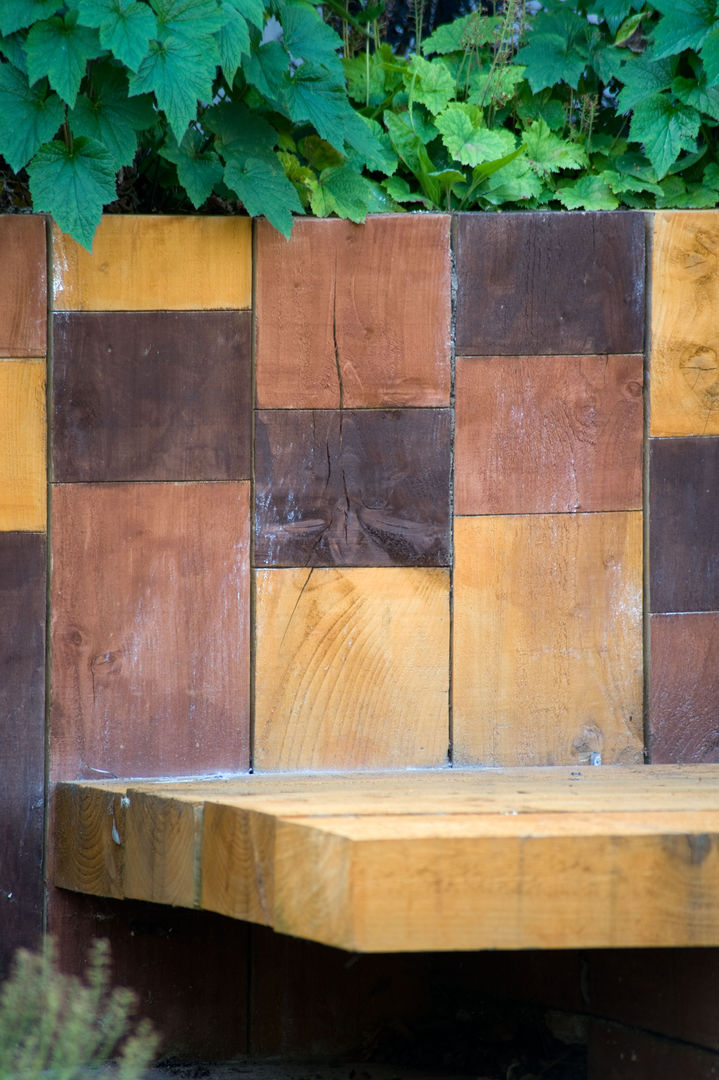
255 215 451 408
50 482 250 780
0 216 46 357
0 533 45 974
53 783 127 900
649 436 719 612
454 212 645 356
53 311 251 482
453 513 644 766
0 360 46 531
255 409 451 567
455 354 643 515
52 216 252 311
254 567 450 770
650 612 719 762
651 210 719 436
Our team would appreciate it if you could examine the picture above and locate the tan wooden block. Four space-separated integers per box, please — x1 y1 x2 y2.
453 513 644 766
122 790 202 909
52 782 127 899
651 211 719 435
254 567 450 770
0 360 46 530
201 803 276 925
0 216 46 357
52 216 252 311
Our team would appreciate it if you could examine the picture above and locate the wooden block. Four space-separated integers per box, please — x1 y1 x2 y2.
650 613 719 762
255 215 451 408
254 567 450 769
588 1020 719 1080
201 803 276 924
53 783 127 899
454 212 645 356
455 354 644 515
0 216 46 357
649 436 719 612
122 790 202 908
453 513 644 766
50 482 251 780
255 409 451 566
651 211 719 436
0 532 45 973
0 360 46 531
53 312 251 482
52 216 252 311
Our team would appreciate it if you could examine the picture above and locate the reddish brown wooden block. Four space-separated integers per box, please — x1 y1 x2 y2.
454 212 645 356
0 532 45 974
255 215 451 408
53 312 251 482
255 409 451 566
0 216 46 357
50 482 250 780
650 437 719 613
650 613 719 763
455 354 644 515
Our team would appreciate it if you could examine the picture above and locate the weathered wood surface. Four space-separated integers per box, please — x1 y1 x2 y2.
650 613 719 763
651 211 719 436
455 354 643 515
454 212 645 356
0 360 46 530
0 533 46 974
649 436 719 613
255 215 452 408
453 513 643 766
0 216 46 357
54 766 719 952
254 567 450 770
52 216 252 311
53 311 252 482
255 409 451 566
50 482 251 780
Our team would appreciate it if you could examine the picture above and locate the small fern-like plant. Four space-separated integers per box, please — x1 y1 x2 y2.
0 938 158 1080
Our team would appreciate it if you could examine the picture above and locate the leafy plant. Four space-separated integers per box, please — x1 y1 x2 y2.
0 937 158 1080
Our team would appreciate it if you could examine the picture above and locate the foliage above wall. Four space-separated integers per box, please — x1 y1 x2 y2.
0 0 718 248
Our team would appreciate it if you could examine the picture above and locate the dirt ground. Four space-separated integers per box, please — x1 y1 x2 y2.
145 1062 477 1080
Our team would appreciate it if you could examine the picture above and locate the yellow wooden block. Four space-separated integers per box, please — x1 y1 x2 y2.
651 211 719 435
0 360 46 531
254 567 450 770
453 513 644 766
52 216 252 311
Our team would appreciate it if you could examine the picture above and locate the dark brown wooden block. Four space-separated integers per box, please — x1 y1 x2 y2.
454 212 645 356
0 216 46 357
649 437 719 613
50 482 250 780
455 354 644 515
0 532 46 975
255 409 451 566
53 311 251 482
649 613 719 763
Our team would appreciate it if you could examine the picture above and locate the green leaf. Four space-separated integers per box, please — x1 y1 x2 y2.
160 127 223 206
342 114 398 175
404 55 455 115
650 0 716 59
629 92 701 178
70 60 154 169
557 174 620 209
76 0 158 73
615 12 645 45
522 118 588 175
587 0 639 36
0 30 29 75
343 53 387 106
214 5 250 84
435 103 516 166
383 109 441 204
601 168 663 196
514 33 588 92
516 90 566 132
475 156 542 205
281 2 344 84
225 0 264 32
298 134 344 170
703 161 719 189
381 174 432 206
673 73 719 121
224 152 303 236
242 40 288 106
128 34 217 140
422 12 500 55
27 135 116 250
468 63 525 108
616 55 674 111
0 1 60 37
0 65 65 171
25 13 103 108
204 99 278 158
283 62 384 166
152 0 228 42
309 163 377 222
700 24 719 85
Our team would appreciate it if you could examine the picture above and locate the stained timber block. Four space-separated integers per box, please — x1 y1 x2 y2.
0 216 46 357
52 216 252 311
453 513 643 766
0 360 46 531
650 612 719 763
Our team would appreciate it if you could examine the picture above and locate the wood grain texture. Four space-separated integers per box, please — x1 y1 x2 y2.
0 360 46 531
255 409 451 566
52 216 252 311
0 216 46 357
0 533 45 975
649 436 719 613
50 482 251 780
255 215 451 408
455 354 643 515
650 613 719 763
254 567 450 769
53 311 251 482
651 211 719 436
454 212 645 356
453 513 644 766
